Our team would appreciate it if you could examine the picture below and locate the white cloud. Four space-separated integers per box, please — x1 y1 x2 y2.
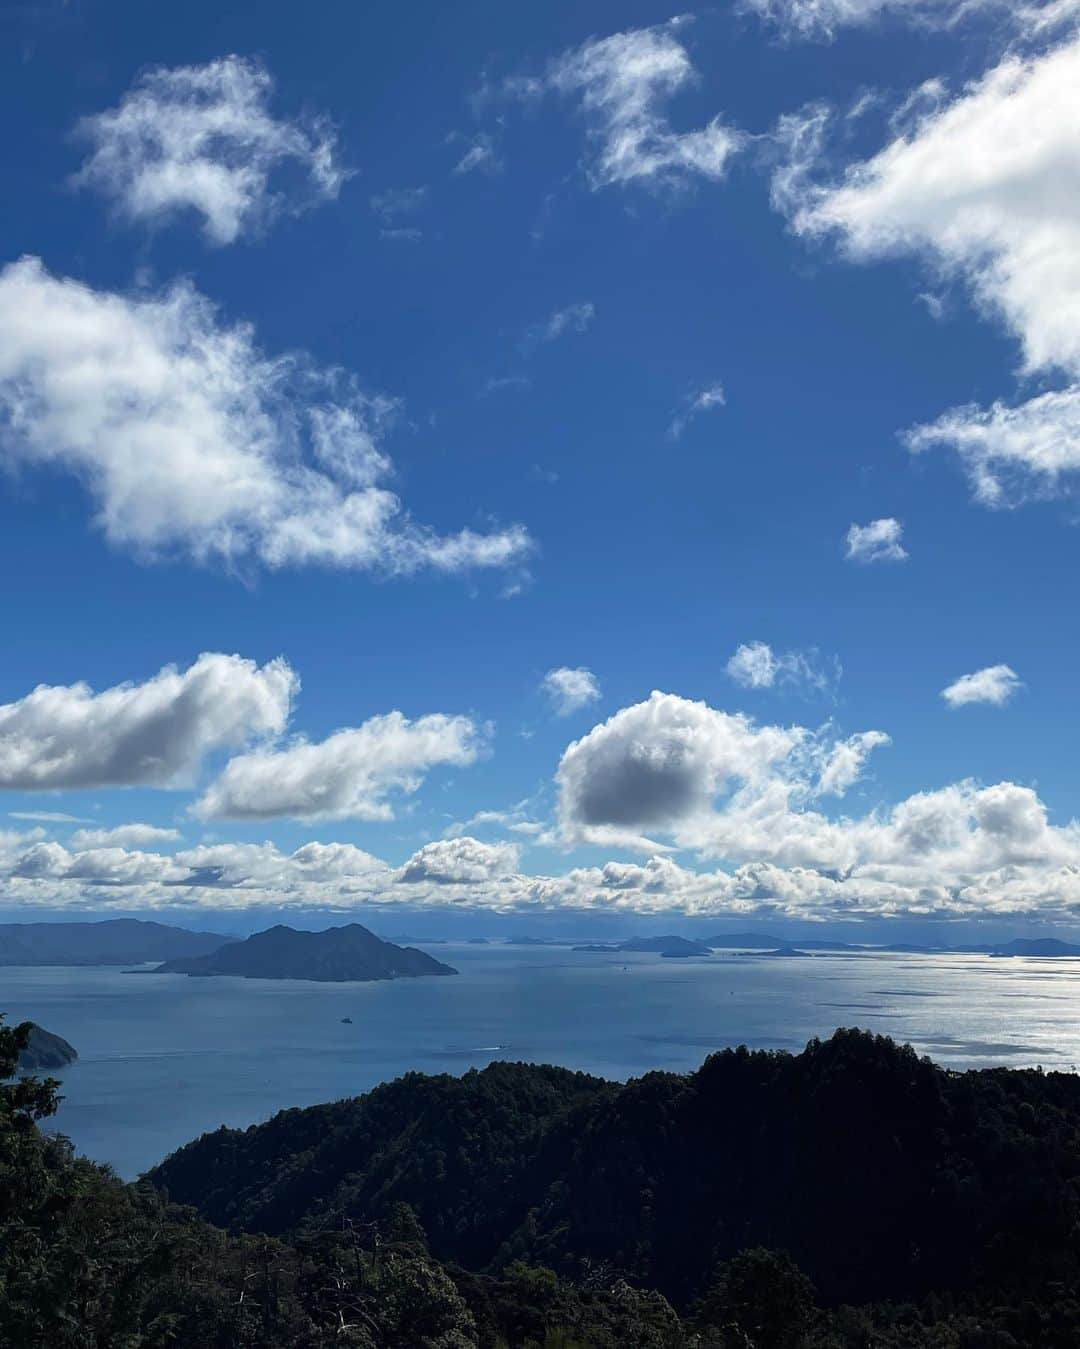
531 302 596 345
8 811 92 823
0 258 530 575
905 386 1080 508
816 730 891 796
481 375 532 397
69 823 182 849
845 518 908 563
542 20 745 190
542 667 602 716
725 640 837 693
669 382 725 440
399 836 520 884
453 133 501 176
193 710 484 821
8 751 1080 921
443 800 545 838
942 664 1023 707
0 653 294 791
555 690 816 852
726 641 780 688
784 35 1080 509
369 186 427 224
549 692 1080 915
73 55 347 245
743 0 1075 41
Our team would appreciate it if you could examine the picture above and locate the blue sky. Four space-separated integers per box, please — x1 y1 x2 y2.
1 0 1079 936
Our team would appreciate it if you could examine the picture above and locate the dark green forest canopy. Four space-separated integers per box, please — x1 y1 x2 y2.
8 1021 1080 1346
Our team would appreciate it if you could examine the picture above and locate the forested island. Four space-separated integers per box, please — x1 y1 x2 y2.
149 922 457 982
14 1023 76 1071
6 1015 1080 1345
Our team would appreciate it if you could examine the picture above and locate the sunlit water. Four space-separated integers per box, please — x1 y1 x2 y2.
5 943 1080 1178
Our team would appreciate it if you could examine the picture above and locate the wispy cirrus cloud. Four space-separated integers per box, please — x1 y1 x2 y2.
508 19 744 192
669 382 725 439
73 55 348 245
370 185 428 241
743 0 1077 41
523 301 596 351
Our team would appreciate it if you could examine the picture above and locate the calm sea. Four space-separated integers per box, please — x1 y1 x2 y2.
5 943 1080 1178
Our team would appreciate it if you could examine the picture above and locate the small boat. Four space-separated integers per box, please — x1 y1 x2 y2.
341 1016 353 1024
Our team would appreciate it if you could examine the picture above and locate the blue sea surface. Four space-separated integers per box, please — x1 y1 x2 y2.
5 943 1080 1178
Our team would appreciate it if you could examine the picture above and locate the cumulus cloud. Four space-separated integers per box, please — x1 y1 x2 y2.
193 710 484 821
13 765 1080 923
542 667 602 716
905 386 1080 508
69 823 182 849
942 664 1022 708
444 804 545 838
845 518 908 563
546 691 1080 916
399 836 520 884
2 681 1080 920
538 20 745 190
816 730 891 796
0 653 294 791
6 836 388 901
784 36 1080 509
669 382 725 440
725 641 837 693
73 55 346 245
555 690 816 852
0 258 530 575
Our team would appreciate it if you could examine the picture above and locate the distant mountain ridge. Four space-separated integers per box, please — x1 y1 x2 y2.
0 919 233 967
150 923 458 982
618 935 712 955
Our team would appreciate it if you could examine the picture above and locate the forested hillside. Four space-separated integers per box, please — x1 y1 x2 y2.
8 1018 1080 1345
151 1026 1080 1311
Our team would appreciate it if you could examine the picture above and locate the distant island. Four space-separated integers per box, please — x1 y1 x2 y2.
149 923 458 982
987 938 1080 958
582 931 1080 958
0 919 234 967
16 1023 77 1071
619 935 711 956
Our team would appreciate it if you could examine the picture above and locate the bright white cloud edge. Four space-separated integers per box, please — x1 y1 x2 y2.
0 258 530 577
941 665 1022 707
7 690 1080 923
780 33 1080 510
73 55 348 245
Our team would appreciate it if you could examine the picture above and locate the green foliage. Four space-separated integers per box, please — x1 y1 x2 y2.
695 1249 817 1349
9 1026 1080 1345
